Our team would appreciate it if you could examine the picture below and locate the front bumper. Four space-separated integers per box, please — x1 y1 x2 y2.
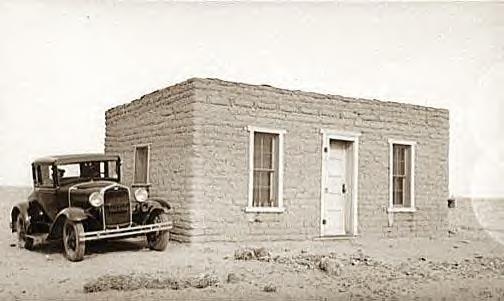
79 221 173 241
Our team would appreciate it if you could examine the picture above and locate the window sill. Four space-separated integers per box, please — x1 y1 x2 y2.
244 207 286 213
132 183 152 187
387 207 417 213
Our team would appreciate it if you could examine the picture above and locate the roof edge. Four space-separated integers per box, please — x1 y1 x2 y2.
105 77 449 114
191 77 449 113
105 78 199 115
34 153 120 165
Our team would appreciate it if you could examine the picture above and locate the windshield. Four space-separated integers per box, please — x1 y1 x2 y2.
56 160 119 184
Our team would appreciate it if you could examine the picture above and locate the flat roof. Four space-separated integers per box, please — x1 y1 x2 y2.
33 153 119 165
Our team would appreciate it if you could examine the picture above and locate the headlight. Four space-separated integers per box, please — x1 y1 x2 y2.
89 192 103 207
134 188 148 202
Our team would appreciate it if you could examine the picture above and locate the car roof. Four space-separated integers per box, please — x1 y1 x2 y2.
33 153 120 165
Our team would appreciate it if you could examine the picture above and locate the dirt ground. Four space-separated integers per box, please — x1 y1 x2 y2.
1 186 504 300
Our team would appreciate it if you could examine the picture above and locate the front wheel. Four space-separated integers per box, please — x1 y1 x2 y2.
146 211 170 251
16 214 34 250
63 220 85 262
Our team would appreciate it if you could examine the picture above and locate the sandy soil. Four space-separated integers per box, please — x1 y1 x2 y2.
1 186 503 300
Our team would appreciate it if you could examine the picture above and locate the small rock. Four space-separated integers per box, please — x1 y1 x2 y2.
263 283 277 292
300 249 308 254
189 273 219 289
419 257 427 261
9 243 16 247
254 247 271 261
234 248 255 260
319 257 343 276
453 245 459 249
460 240 470 244
227 273 240 283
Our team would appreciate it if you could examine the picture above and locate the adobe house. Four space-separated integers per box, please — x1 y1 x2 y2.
105 78 449 242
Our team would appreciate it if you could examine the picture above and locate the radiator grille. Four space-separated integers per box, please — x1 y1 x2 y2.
104 187 130 227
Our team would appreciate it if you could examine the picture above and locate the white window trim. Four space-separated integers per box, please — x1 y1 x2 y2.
246 126 286 213
319 129 361 236
133 143 151 186
388 139 416 213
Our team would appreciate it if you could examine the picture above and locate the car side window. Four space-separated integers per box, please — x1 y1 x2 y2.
36 165 54 187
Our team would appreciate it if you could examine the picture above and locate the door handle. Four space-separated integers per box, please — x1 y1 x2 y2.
342 184 346 194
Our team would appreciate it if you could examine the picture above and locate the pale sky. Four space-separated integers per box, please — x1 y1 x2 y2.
0 1 503 197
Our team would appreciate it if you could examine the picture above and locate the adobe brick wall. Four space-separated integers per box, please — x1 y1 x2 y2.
105 81 198 242
105 78 450 242
189 78 449 241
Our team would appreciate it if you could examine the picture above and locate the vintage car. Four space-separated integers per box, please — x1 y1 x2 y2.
10 154 173 261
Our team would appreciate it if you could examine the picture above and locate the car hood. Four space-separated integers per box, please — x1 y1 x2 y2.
64 180 123 195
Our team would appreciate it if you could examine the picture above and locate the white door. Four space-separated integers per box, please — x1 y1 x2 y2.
323 140 348 236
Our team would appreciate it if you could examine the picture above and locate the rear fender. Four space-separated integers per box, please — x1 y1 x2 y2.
47 207 88 240
11 202 29 233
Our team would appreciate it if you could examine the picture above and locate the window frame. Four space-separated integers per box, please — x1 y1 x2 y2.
388 139 416 213
133 144 151 186
246 126 286 213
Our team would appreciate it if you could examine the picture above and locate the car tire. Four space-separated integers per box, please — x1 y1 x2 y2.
146 211 170 251
63 219 85 262
16 214 34 250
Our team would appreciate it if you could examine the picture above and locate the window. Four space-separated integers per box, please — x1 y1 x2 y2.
134 145 150 184
106 160 119 179
388 140 416 212
55 161 119 185
36 165 54 187
246 126 285 213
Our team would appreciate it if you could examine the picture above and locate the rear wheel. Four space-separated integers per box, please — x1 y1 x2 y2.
146 211 170 251
63 220 85 262
16 214 34 250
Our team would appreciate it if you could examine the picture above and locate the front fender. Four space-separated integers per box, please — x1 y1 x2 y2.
57 207 88 222
137 198 172 224
146 197 171 211
47 207 88 240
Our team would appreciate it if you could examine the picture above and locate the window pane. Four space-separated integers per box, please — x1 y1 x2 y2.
108 161 118 179
393 145 407 176
254 133 273 170
59 164 80 179
393 176 404 205
38 165 53 187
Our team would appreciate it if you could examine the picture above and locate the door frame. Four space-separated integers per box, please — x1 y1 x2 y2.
320 129 361 236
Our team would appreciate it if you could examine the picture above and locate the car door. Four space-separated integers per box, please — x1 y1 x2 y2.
34 164 60 220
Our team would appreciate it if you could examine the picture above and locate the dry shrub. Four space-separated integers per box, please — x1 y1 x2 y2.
83 272 219 293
